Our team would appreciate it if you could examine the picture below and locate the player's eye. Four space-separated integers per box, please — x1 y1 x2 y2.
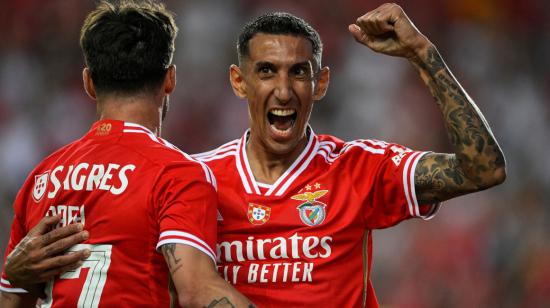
257 64 275 78
259 67 273 74
291 65 311 80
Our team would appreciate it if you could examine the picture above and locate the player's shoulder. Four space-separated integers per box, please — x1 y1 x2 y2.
15 136 90 201
133 137 218 190
315 134 401 163
120 131 191 164
191 138 239 166
30 137 85 175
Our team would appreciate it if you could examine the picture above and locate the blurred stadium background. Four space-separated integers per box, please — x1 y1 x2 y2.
0 0 548 307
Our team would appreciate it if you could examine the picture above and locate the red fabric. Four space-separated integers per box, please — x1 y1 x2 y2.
2 119 217 307
195 130 437 307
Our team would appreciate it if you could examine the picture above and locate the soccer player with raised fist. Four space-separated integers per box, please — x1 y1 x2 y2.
196 4 505 307
3 3 505 308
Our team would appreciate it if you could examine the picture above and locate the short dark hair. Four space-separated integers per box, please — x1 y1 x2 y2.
80 0 178 95
237 12 323 70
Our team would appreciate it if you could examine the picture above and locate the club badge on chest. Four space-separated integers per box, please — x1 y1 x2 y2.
292 183 329 227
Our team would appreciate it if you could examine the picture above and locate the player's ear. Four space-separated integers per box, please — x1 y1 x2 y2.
163 65 176 95
229 64 247 99
83 67 97 100
313 66 330 101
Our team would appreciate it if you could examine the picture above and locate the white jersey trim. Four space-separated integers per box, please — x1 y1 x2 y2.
157 239 216 265
256 182 272 188
235 134 254 194
362 139 389 148
0 278 28 293
121 122 217 191
192 140 239 159
239 133 261 194
234 127 317 196
156 230 216 264
402 151 436 218
316 139 386 164
341 141 385 155
196 150 236 162
274 136 319 196
419 202 441 220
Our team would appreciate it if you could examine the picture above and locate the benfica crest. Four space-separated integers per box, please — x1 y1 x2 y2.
247 203 271 225
32 172 50 202
292 190 328 226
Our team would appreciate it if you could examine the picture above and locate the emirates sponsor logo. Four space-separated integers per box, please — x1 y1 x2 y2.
217 233 332 263
219 261 315 284
217 233 332 284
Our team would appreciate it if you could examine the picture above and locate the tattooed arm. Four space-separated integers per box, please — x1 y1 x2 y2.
161 244 255 308
350 3 506 203
410 46 506 203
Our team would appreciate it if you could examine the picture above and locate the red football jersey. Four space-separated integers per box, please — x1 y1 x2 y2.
193 128 439 308
1 120 218 307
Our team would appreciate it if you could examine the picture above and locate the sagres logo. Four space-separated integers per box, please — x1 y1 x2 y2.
292 186 328 227
247 203 271 225
32 171 50 202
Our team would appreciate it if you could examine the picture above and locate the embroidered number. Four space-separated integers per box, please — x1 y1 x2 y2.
43 244 112 308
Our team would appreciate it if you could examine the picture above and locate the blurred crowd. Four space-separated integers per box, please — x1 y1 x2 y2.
1 0 549 307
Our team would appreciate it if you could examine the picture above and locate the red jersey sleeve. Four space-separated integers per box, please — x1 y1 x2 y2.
152 162 218 263
347 141 439 229
1 185 30 293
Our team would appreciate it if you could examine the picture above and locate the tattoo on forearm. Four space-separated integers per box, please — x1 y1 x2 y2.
414 46 505 202
204 297 236 308
162 244 183 275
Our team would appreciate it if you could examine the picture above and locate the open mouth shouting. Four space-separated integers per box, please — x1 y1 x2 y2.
267 108 297 139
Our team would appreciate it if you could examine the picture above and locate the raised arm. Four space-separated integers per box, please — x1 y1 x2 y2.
161 244 254 308
410 45 506 203
349 3 506 204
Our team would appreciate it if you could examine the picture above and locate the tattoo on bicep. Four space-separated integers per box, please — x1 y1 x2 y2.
162 244 183 275
204 297 236 308
415 154 471 202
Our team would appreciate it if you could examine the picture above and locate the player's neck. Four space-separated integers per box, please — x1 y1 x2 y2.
246 136 308 185
98 96 162 136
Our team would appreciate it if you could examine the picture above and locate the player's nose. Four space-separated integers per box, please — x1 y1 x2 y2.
274 75 292 104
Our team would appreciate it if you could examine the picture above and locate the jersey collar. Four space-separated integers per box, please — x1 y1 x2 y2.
235 126 319 196
88 120 157 137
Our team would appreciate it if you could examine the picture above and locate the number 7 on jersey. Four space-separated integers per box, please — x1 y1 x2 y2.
42 244 112 308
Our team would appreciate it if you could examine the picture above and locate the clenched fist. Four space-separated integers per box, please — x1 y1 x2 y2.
349 3 432 60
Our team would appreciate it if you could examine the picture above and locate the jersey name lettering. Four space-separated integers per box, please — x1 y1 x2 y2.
46 163 136 198
46 205 85 228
